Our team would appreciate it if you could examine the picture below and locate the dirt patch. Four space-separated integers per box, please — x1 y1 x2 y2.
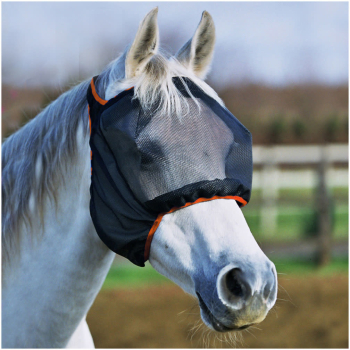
87 275 348 348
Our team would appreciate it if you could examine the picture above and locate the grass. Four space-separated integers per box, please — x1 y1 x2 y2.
102 263 169 289
248 187 348 206
273 257 348 277
102 257 348 290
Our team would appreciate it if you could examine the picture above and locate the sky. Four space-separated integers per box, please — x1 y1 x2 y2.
2 2 348 90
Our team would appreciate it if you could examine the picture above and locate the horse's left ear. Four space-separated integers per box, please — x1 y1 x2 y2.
125 7 159 79
175 11 216 79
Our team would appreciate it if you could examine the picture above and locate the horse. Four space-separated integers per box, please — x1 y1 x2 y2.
2 8 277 348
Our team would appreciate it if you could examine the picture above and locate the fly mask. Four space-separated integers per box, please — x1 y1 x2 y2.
87 76 252 266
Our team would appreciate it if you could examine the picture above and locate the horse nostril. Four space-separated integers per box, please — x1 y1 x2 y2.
263 283 271 299
217 264 277 312
263 266 277 303
226 268 244 298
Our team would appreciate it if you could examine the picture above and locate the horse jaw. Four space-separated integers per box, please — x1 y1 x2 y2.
149 199 277 331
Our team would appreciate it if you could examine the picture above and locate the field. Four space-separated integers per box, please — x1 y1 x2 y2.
87 260 348 348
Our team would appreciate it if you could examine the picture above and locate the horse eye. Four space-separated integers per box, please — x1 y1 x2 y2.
140 141 164 165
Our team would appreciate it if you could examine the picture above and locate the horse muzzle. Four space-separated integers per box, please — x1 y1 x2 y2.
197 262 278 332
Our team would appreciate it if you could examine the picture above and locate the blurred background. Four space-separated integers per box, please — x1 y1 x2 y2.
2 2 348 348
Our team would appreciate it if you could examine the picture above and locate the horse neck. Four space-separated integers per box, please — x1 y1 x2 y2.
2 97 115 348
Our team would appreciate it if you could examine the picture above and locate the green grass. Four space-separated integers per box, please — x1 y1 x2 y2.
102 263 169 289
273 257 348 277
249 187 348 202
102 257 348 290
331 186 349 199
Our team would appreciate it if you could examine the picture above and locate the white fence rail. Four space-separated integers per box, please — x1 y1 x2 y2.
252 144 348 190
253 144 348 165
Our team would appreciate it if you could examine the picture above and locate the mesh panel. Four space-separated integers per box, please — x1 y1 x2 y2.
100 78 252 205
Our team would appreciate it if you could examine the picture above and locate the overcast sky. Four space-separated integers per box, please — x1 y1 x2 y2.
2 2 348 90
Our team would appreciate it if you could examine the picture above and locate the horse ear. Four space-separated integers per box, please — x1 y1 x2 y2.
125 7 159 79
175 11 216 79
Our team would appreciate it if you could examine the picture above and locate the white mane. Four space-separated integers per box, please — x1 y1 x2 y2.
98 50 224 116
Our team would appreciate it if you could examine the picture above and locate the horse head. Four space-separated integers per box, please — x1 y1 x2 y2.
94 8 277 332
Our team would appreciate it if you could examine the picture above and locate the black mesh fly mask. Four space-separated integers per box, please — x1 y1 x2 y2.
87 76 253 267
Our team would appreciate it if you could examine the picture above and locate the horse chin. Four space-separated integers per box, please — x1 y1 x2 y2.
197 292 263 333
197 292 237 332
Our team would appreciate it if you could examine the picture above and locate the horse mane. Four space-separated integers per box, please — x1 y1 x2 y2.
101 50 224 118
2 49 223 266
2 80 91 266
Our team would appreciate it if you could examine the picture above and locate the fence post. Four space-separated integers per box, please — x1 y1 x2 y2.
315 146 332 266
260 147 279 236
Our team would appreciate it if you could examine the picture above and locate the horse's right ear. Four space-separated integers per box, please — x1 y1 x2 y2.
175 11 216 79
125 7 159 79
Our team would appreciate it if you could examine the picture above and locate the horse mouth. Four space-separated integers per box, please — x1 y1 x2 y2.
196 292 250 332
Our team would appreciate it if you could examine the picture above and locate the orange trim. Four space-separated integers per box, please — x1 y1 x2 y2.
144 195 247 261
90 78 134 104
88 82 134 174
90 78 108 105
